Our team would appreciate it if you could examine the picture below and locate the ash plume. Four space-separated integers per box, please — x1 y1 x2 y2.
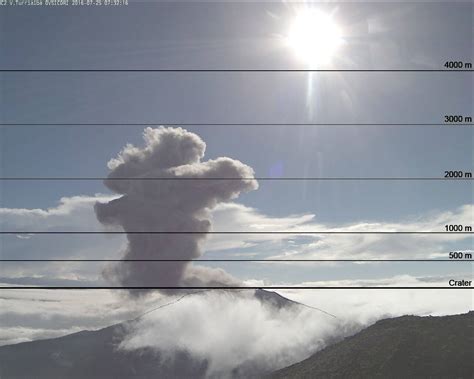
95 127 258 290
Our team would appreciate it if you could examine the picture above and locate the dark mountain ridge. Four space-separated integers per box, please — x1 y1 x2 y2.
272 311 474 379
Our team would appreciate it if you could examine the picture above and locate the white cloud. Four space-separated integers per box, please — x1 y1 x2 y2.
1 195 471 285
119 290 347 377
205 202 315 251
0 195 116 229
0 275 471 376
206 203 472 260
0 289 165 346
279 275 474 324
117 276 472 377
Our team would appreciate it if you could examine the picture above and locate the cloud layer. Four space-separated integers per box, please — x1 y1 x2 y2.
1 196 471 285
119 290 351 377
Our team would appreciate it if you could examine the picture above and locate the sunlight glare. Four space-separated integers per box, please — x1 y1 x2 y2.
287 9 343 66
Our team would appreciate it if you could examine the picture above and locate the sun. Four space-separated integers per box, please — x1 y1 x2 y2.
286 9 343 67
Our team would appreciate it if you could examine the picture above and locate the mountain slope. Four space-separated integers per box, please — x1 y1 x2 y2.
0 289 298 379
271 311 474 379
0 321 210 378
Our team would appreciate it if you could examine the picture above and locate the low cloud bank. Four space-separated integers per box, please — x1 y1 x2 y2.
119 290 351 377
118 278 472 377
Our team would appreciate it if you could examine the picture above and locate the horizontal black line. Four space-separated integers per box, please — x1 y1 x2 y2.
1 177 472 181
2 231 473 235
0 123 470 127
1 259 471 262
1 69 472 72
0 286 471 290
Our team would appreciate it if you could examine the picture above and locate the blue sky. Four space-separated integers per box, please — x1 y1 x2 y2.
1 2 472 213
0 1 472 286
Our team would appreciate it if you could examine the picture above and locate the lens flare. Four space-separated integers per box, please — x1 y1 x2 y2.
287 9 343 66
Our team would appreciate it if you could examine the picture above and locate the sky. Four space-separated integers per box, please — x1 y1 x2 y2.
0 0 473 350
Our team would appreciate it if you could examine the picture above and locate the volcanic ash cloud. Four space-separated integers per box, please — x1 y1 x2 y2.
94 126 258 289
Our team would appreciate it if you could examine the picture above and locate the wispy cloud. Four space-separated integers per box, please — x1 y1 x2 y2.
1 195 471 283
206 202 472 260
